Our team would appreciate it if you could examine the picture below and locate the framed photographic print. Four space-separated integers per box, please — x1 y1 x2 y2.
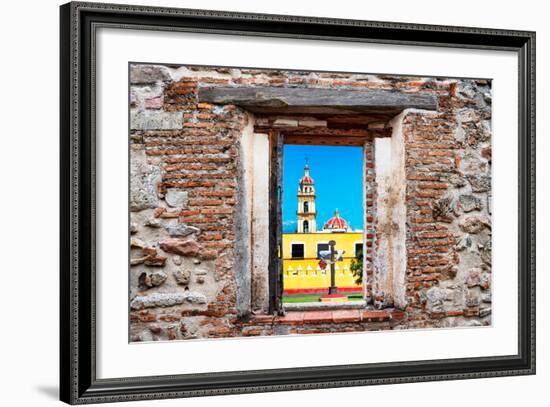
60 1 535 404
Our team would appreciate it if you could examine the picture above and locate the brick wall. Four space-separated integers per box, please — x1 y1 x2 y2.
129 64 491 341
403 80 492 329
363 140 376 301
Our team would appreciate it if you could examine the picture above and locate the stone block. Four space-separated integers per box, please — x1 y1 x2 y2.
480 239 492 265
144 96 164 109
479 307 491 317
165 189 188 208
466 289 481 307
130 150 161 211
138 271 167 288
130 64 172 84
467 175 491 193
466 268 482 287
160 239 201 257
459 194 483 212
173 269 191 285
459 152 488 175
130 291 207 310
165 223 199 237
426 287 446 313
130 110 183 130
459 216 490 234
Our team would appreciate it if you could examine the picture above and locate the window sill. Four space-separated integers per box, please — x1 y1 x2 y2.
283 300 367 311
247 309 406 325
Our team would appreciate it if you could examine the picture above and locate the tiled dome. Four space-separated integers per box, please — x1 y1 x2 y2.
323 209 350 232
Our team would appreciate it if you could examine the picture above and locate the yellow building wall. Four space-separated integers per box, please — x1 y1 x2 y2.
282 232 363 294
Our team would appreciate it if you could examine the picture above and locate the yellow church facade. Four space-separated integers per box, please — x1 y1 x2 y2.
282 232 363 294
282 163 363 295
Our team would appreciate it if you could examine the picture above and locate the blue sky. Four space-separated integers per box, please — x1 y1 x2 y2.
282 145 364 233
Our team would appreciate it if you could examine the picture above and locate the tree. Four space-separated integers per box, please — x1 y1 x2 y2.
350 251 363 285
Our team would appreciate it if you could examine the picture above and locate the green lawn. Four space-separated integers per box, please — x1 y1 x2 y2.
282 293 363 303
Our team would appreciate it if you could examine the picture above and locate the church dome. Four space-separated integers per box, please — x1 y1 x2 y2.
323 209 350 232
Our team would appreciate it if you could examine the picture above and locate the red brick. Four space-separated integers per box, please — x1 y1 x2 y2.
200 208 233 215
275 312 304 325
159 211 179 219
243 329 264 336
332 310 361 323
188 199 223 206
195 190 235 197
178 210 200 217
361 310 391 321
249 315 275 324
418 183 449 190
159 314 180 322
135 311 156 322
390 311 406 320
201 233 223 241
303 311 333 324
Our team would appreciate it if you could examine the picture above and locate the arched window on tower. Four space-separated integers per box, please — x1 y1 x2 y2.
304 201 309 213
303 220 309 233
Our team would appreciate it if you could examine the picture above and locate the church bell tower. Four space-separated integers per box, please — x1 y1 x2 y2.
297 163 317 233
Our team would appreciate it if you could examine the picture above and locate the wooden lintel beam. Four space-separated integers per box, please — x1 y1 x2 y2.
199 86 438 115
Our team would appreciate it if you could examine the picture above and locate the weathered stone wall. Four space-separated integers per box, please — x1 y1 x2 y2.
402 80 492 329
129 65 249 340
128 64 491 341
363 140 376 302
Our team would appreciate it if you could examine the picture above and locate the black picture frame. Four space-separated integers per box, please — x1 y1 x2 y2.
60 1 536 404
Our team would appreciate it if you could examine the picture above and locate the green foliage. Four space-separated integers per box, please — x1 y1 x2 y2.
350 251 363 285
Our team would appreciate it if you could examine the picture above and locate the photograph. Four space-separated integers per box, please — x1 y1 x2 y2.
54 2 536 403
128 63 493 342
0 0 543 405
